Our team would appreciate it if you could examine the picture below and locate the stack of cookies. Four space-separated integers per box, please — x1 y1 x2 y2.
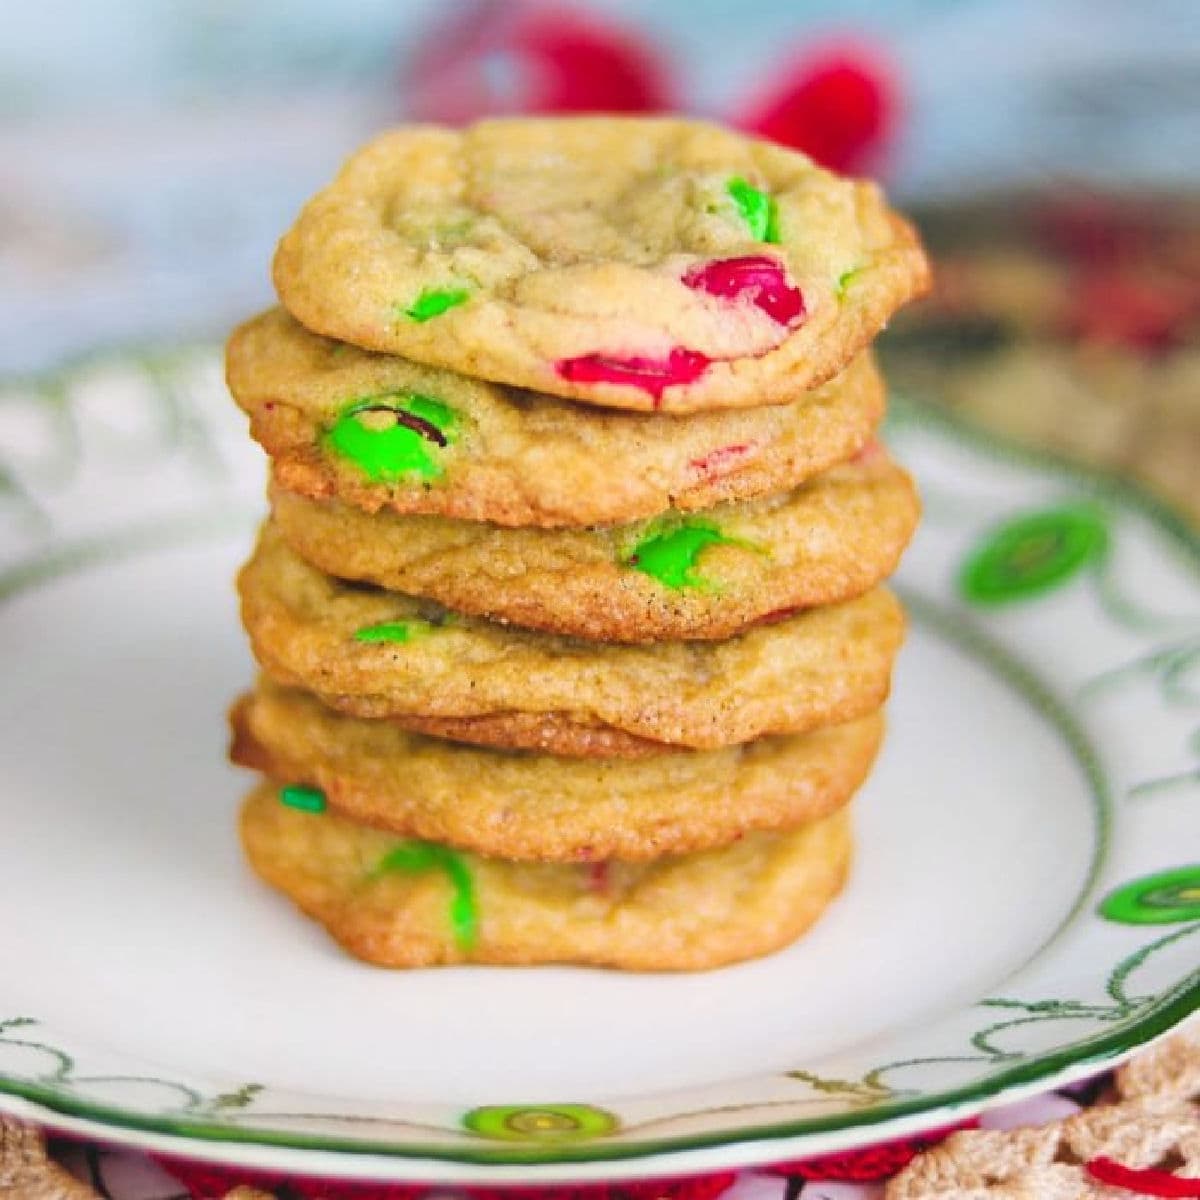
226 117 930 971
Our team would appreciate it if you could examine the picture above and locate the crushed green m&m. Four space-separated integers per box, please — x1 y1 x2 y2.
354 619 434 644
835 266 864 297
325 393 456 482
625 518 740 591
404 287 470 322
279 784 327 814
726 178 780 243
373 841 479 948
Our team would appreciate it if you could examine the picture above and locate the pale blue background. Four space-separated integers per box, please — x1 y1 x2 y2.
2 0 1197 369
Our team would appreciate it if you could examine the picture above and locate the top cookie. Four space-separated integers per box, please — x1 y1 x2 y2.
273 117 930 413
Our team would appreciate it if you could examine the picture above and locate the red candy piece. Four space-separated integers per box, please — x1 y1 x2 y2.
1087 1157 1200 1197
755 605 803 626
740 40 899 175
850 438 885 465
587 862 611 894
556 347 711 403
689 442 756 478
682 256 805 326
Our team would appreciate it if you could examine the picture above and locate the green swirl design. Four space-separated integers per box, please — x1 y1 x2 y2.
1100 866 1200 925
960 505 1109 605
463 1103 619 1142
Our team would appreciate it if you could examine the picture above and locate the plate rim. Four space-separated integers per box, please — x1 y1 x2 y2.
1 358 1198 1177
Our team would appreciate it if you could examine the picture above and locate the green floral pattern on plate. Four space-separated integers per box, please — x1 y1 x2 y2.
959 504 1108 604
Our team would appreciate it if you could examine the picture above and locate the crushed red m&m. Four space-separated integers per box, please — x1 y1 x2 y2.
555 347 711 401
682 256 805 326
689 442 756 478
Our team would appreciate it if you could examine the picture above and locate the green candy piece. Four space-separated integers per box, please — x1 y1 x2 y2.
835 266 864 297
463 1103 619 1142
325 393 456 482
278 784 327 814
1099 865 1200 925
404 286 470 322
625 518 738 591
726 177 780 243
354 619 431 644
959 505 1108 605
373 841 478 948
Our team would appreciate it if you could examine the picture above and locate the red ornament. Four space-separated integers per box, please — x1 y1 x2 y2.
740 41 900 176
404 0 673 123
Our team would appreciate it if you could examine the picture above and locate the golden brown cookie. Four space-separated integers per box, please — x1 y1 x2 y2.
229 308 885 528
238 522 905 754
273 117 929 413
230 679 884 861
240 780 853 970
270 446 918 642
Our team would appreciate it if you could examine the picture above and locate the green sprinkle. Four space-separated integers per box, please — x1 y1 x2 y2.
726 177 780 243
324 392 456 482
374 841 478 948
279 784 327 814
835 267 864 298
404 287 470 322
354 619 431 644
625 518 741 591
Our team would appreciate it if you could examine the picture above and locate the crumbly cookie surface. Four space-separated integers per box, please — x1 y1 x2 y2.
238 523 905 753
271 447 918 642
241 780 853 970
231 680 882 861
273 117 929 413
229 308 885 527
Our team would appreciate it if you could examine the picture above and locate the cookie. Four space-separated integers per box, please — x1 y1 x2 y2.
270 445 918 643
229 308 885 528
238 523 905 754
230 679 883 861
240 780 853 970
273 117 930 413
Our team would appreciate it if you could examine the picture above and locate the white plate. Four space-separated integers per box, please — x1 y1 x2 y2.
0 349 1196 1184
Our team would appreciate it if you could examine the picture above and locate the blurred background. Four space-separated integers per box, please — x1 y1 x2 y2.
2 0 1198 512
